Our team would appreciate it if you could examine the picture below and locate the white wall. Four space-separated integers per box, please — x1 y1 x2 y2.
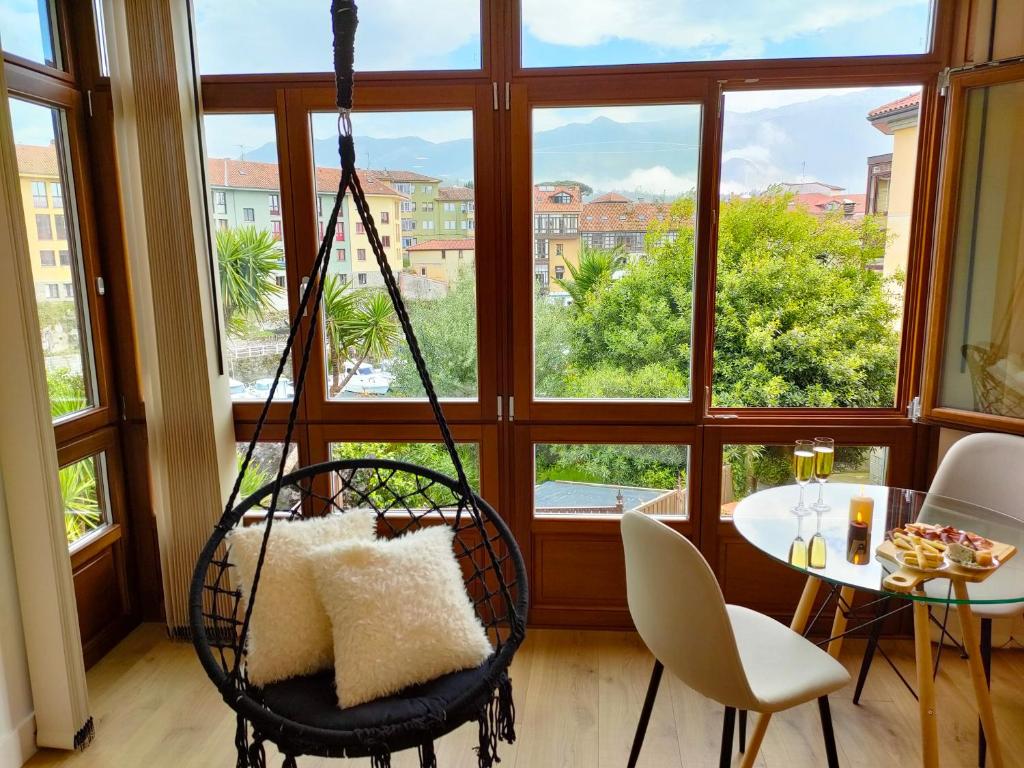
0 471 35 767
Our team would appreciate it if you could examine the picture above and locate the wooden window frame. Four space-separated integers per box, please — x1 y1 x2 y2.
920 60 1024 434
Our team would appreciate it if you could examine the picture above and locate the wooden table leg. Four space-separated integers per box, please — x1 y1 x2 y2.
827 585 856 659
791 575 821 633
953 580 1004 768
739 714 770 768
913 598 940 768
737 575 821 768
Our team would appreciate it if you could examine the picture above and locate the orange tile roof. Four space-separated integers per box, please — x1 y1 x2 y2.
580 200 675 232
533 184 582 213
15 144 60 177
205 157 406 197
590 192 631 203
437 186 474 201
371 169 440 183
789 192 866 216
406 238 475 251
868 92 921 118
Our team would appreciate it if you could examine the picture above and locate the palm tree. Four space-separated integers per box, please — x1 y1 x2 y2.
322 276 400 395
555 244 626 306
216 226 283 335
48 368 87 419
60 459 101 543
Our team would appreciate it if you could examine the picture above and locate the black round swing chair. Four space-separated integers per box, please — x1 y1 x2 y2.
189 3 527 766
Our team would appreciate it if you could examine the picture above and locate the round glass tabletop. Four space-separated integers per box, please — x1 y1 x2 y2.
732 483 1024 605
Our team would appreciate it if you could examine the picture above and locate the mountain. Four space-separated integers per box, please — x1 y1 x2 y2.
244 88 910 197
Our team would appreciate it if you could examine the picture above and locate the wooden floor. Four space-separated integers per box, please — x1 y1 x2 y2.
25 624 1024 767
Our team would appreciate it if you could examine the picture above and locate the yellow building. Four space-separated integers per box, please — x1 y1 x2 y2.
317 167 405 286
533 184 582 290
868 93 920 277
16 143 74 301
406 239 475 285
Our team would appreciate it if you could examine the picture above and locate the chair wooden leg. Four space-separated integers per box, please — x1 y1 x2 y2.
739 709 747 753
627 660 663 768
978 617 993 768
720 707 736 768
818 696 840 768
853 597 889 704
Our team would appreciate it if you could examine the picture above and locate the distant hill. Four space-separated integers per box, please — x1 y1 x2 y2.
244 88 910 197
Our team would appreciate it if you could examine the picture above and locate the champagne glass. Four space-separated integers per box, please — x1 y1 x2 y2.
812 437 834 512
791 439 814 516
789 514 808 568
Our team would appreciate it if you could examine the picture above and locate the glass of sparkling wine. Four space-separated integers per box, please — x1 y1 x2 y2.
812 437 835 512
792 439 815 516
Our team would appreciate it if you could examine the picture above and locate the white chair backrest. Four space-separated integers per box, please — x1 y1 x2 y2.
929 432 1024 522
620 510 757 710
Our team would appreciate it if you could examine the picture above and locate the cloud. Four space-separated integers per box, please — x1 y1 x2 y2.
586 166 697 197
193 0 479 74
522 0 927 57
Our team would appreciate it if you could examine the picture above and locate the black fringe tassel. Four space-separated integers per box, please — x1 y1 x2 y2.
419 741 438 768
281 756 298 768
496 674 516 744
235 714 249 768
370 751 392 768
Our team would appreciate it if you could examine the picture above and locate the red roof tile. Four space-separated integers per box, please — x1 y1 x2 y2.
868 92 921 118
15 144 60 177
437 186 474 201
205 157 405 197
579 200 675 232
371 169 440 183
533 184 582 212
590 192 631 203
406 238 475 251
789 192 866 216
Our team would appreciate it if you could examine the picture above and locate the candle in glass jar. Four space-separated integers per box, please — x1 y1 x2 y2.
849 487 874 527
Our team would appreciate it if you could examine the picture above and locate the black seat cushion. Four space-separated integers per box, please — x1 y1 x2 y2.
254 661 493 736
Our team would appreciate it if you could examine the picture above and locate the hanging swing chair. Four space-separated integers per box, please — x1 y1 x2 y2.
189 3 528 765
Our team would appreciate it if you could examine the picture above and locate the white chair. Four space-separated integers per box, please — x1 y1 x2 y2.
621 510 850 768
853 431 1024 767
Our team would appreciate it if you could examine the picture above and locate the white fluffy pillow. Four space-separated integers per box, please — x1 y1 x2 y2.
228 509 377 687
309 525 493 708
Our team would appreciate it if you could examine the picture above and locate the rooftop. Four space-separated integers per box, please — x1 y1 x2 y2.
406 238 475 251
15 143 60 177
868 92 921 135
580 200 675 233
534 184 582 213
205 157 407 197
437 186 474 201
371 169 441 183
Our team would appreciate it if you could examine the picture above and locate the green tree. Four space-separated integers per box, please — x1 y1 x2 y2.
60 459 101 544
47 368 87 419
554 244 625 307
389 269 478 398
322 276 401 395
216 227 283 335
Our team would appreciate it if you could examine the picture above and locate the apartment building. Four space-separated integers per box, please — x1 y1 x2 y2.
372 169 440 248
16 143 74 302
533 184 581 288
406 238 475 285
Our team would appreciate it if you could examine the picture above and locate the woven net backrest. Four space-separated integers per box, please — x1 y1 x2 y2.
962 343 1024 420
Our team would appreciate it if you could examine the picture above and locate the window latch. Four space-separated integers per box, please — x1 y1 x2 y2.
96 276 106 296
907 395 922 422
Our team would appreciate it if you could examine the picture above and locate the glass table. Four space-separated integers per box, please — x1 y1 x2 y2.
732 483 1024 768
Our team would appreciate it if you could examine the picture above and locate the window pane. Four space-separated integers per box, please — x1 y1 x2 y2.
310 111 477 400
521 1 933 68
330 442 480 493
11 99 99 421
1 0 60 68
532 104 699 400
534 443 688 518
713 86 921 408
60 453 111 547
234 442 301 512
204 114 293 402
193 0 480 74
939 78 1024 420
721 444 889 518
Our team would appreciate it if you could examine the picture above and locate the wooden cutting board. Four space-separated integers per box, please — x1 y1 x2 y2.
877 537 1018 593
